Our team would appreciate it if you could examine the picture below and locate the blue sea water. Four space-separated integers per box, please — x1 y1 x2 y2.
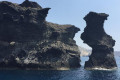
0 56 120 80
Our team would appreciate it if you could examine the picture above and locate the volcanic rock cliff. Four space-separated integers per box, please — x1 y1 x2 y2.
0 0 80 69
81 12 117 70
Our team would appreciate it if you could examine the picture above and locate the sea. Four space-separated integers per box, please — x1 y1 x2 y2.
0 55 120 80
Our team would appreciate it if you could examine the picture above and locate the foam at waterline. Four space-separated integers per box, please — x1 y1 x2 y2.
86 67 118 71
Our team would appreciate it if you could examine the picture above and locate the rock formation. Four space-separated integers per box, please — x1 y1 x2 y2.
81 12 117 70
0 0 80 69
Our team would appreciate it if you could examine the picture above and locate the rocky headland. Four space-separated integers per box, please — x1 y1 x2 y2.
81 12 117 70
0 0 80 69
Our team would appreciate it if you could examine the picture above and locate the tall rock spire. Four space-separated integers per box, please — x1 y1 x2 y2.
81 12 117 70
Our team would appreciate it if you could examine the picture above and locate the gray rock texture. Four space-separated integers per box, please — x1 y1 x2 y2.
0 0 80 69
81 12 117 70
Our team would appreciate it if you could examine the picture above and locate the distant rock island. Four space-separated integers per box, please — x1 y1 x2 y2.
79 47 91 57
81 12 117 70
0 0 80 69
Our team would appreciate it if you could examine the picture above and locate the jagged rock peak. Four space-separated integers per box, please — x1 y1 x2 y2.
84 12 109 20
0 0 51 25
20 0 42 9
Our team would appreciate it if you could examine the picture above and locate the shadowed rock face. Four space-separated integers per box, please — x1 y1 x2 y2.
0 0 80 69
81 12 117 70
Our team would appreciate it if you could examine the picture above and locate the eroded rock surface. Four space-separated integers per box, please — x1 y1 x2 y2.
81 12 117 70
0 0 80 69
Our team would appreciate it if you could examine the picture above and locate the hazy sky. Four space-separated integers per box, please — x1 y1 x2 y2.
0 0 120 51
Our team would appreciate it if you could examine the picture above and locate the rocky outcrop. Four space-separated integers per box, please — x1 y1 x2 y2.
81 12 117 70
0 0 80 69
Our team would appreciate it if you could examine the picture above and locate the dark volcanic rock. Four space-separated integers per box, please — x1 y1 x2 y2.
19 0 42 9
81 12 117 70
0 0 80 69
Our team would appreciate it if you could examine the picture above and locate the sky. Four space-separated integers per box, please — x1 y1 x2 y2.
0 0 120 51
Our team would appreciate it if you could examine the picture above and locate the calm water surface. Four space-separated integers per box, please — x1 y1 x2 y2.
0 56 120 80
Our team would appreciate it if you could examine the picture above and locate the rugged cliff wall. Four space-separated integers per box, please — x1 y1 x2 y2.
0 0 80 69
81 12 117 70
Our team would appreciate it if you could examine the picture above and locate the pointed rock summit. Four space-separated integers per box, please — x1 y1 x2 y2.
81 12 117 70
20 0 42 9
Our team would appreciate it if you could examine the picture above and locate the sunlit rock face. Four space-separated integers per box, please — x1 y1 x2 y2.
0 0 80 69
81 12 117 70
